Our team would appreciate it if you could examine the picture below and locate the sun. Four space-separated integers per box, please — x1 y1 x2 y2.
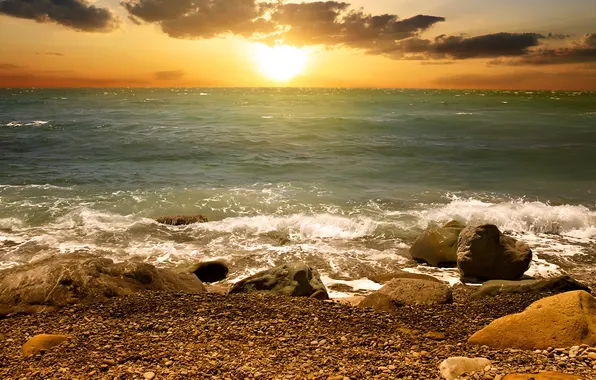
254 43 308 82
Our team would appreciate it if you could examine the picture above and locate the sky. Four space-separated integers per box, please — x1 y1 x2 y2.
0 0 595 89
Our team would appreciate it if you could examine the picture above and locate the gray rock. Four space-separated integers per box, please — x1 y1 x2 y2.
0 254 206 317
370 270 442 284
457 224 532 281
410 221 466 267
229 262 328 299
472 275 590 298
192 260 229 283
375 278 453 305
439 357 491 380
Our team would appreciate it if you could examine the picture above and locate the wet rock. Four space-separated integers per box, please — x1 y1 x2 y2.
192 261 229 283
370 270 442 284
357 293 400 313
375 278 453 305
0 254 206 317
229 262 328 299
468 291 596 349
472 276 590 298
410 221 466 267
328 284 355 293
457 224 533 281
155 214 208 226
439 357 491 380
22 334 71 357
502 372 585 379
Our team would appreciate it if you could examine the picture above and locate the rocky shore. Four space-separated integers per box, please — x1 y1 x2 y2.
1 220 595 379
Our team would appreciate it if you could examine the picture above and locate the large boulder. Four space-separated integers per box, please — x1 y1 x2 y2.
472 276 590 298
468 290 596 349
192 260 229 283
370 270 442 284
457 224 532 281
155 214 208 226
375 278 453 305
0 254 206 317
410 221 466 267
229 262 328 299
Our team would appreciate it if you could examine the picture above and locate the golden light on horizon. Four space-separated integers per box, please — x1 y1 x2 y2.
254 44 308 82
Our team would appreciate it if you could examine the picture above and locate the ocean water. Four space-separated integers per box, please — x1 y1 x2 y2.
1 88 595 293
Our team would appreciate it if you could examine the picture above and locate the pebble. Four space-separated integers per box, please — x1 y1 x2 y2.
143 372 155 380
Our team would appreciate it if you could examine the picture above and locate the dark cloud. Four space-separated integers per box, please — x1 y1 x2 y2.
154 70 186 80
490 33 596 65
0 63 26 69
0 0 121 32
121 0 444 50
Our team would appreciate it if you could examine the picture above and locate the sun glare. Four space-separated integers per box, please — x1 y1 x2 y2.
254 44 308 82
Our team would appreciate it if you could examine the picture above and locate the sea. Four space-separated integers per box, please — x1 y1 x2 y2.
1 88 595 296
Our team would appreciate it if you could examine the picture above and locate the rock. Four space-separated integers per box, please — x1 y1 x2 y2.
357 293 400 313
457 224 532 281
22 334 71 356
370 270 442 284
439 357 491 380
375 278 452 305
310 290 329 300
229 262 328 299
468 291 596 349
143 372 156 380
0 253 206 317
410 221 466 267
328 284 355 292
192 261 229 283
502 372 584 379
424 331 447 341
472 276 590 298
155 214 208 226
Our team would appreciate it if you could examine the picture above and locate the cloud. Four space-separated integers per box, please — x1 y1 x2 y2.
0 63 25 69
490 33 596 65
154 70 186 80
45 52 65 56
0 0 121 32
121 0 445 51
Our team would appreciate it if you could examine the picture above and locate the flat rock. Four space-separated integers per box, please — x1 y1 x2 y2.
375 278 452 305
22 334 71 357
370 270 442 284
439 357 491 380
357 293 400 313
457 224 532 281
229 262 328 299
468 290 596 349
0 254 206 317
503 372 585 379
192 260 229 283
473 276 590 298
155 214 208 225
410 221 466 267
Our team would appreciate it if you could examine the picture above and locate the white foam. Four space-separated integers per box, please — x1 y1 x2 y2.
321 275 383 298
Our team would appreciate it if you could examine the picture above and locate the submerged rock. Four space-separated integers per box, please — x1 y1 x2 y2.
0 254 206 317
192 261 229 283
229 262 328 299
472 275 590 298
457 224 532 281
410 221 466 267
439 357 491 380
468 290 596 349
22 334 71 357
155 214 208 226
375 278 452 305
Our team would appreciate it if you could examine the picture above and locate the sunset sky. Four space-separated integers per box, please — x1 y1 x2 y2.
1 0 595 89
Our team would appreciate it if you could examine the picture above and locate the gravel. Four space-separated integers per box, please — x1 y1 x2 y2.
0 286 594 379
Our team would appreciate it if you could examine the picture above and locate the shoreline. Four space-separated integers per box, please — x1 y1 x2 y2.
1 287 595 379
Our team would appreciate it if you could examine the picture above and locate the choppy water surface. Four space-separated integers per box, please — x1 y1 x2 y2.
1 88 595 293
